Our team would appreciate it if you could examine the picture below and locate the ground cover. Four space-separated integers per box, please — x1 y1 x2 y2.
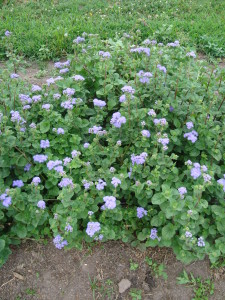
0 0 225 60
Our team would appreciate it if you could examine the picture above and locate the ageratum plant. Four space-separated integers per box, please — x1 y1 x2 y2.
0 32 225 266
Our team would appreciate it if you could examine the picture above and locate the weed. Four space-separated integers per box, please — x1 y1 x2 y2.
129 288 142 300
145 257 168 280
88 275 114 300
177 270 214 300
130 259 139 271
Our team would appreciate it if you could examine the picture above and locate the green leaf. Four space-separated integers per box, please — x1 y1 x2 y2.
0 239 5 252
40 120 50 133
14 224 27 238
162 223 176 240
151 193 166 205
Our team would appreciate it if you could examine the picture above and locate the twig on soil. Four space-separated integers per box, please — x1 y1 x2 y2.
0 277 15 289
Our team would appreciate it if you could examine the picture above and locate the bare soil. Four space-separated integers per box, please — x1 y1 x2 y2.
0 240 225 300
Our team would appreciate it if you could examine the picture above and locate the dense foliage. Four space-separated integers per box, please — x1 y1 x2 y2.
1 0 225 59
0 33 225 267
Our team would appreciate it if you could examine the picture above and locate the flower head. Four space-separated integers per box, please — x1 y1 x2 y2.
103 196 116 209
32 177 41 186
137 207 147 218
86 221 101 237
37 200 46 209
111 177 121 188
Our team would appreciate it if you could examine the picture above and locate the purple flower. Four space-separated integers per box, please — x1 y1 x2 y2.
141 130 151 138
32 95 42 103
88 211 94 216
72 74 85 81
84 143 90 148
47 160 62 170
217 175 225 192
131 152 148 165
40 140 50 149
57 128 64 135
60 68 69 74
184 131 198 143
37 200 46 209
185 231 192 238
167 40 180 47
86 221 101 237
58 178 74 188
137 207 147 218
53 235 68 249
103 196 116 209
0 191 12 207
186 122 194 129
99 51 111 58
197 237 205 247
10 73 19 79
12 180 24 188
117 140 122 146
19 94 32 104
71 150 81 158
158 134 170 150
88 126 103 134
150 228 159 240
146 180 152 186
93 98 106 108
169 106 174 112
148 109 156 117
5 30 12 36
137 70 153 84
63 157 72 166
203 174 212 183
73 36 85 44
157 64 167 73
32 177 41 186
54 165 64 173
65 224 73 232
53 93 61 100
119 94 126 103
110 167 116 173
33 154 48 163
32 84 42 92
42 104 50 110
82 180 92 190
111 177 121 188
24 163 31 172
121 85 135 94
153 118 167 126
61 100 74 110
96 179 107 190
46 78 55 86
23 105 31 110
130 47 150 56
63 88 75 97
186 51 196 58
191 165 201 179
29 123 36 129
110 112 126 128
186 160 192 166
178 187 187 199
10 111 22 123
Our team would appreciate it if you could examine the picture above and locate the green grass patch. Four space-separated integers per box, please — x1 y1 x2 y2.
0 0 225 59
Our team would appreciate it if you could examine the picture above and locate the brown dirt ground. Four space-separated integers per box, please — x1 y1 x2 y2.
0 240 225 300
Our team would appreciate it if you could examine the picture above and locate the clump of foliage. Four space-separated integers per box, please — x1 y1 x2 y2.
0 32 225 267
177 270 214 299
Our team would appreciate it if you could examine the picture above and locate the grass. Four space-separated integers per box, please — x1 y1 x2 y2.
0 0 225 60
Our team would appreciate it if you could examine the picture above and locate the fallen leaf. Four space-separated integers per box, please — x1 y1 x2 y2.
13 272 24 280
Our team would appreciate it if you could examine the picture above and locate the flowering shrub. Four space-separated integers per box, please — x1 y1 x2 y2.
0 33 225 266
